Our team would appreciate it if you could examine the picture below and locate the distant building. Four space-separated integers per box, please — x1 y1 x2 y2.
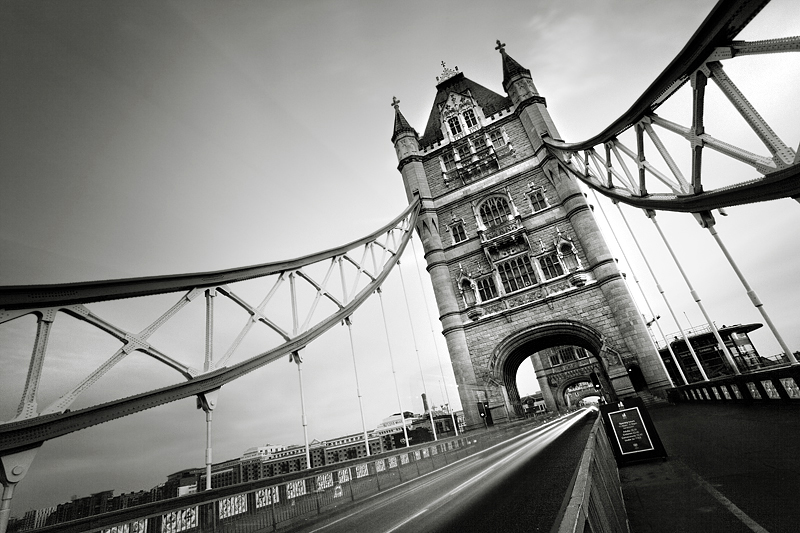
520 392 547 415
22 411 468 530
198 458 242 490
164 468 202 498
658 323 787 384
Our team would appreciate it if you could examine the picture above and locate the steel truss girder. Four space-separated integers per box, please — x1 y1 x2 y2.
0 200 420 455
544 0 800 212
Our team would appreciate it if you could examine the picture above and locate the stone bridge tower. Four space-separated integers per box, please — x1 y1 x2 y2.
391 44 670 430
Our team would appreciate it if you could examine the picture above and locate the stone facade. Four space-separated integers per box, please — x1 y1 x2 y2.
391 47 669 430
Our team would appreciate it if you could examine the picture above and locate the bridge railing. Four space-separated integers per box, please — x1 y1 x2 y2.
556 414 629 533
669 364 800 403
32 415 563 533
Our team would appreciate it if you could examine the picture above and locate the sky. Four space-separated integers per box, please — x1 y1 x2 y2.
1 0 799 514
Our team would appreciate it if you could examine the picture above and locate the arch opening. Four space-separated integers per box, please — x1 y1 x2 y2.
492 321 610 416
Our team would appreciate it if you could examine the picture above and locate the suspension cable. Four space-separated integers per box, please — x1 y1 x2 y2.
704 222 796 365
340 256 371 455
617 205 708 382
409 236 459 435
376 289 411 447
291 351 311 468
393 233 438 441
646 211 740 375
587 191 678 387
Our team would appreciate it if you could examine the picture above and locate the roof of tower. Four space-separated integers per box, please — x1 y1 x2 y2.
496 40 532 89
419 69 512 147
391 96 418 143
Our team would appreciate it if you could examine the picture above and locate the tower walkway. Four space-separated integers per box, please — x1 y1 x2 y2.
621 402 800 533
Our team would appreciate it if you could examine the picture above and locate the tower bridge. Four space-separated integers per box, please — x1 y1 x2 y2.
1 0 799 531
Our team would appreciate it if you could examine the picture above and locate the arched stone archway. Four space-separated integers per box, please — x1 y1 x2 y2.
488 320 629 415
560 380 599 408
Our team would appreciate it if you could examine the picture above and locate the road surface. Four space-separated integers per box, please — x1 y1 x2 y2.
285 408 596 533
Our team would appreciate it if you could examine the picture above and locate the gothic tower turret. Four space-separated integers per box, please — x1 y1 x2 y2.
392 46 669 427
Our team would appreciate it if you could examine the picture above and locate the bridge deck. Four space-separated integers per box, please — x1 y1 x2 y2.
621 402 800 532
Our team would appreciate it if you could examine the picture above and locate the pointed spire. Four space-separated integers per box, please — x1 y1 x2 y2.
391 96 418 143
496 39 533 92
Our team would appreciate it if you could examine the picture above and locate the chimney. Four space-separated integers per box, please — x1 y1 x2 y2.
421 393 429 413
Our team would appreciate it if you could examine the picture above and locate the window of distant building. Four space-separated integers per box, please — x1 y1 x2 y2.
479 196 513 227
448 117 462 136
497 256 537 293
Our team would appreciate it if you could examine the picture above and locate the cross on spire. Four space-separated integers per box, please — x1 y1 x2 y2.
436 61 460 83
495 40 506 53
391 96 400 110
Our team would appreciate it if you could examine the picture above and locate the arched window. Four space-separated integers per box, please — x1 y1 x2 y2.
529 189 548 212
539 253 564 280
479 196 513 227
448 117 462 136
476 276 498 301
463 109 478 128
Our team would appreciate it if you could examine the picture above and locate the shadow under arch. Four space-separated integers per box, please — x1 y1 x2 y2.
488 320 610 415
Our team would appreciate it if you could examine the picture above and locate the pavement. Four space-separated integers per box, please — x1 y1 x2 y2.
619 402 800 533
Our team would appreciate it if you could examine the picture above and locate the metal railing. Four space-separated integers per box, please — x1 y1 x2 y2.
556 414 629 533
31 415 566 533
669 364 800 403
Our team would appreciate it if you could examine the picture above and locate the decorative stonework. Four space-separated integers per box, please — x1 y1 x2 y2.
436 61 459 84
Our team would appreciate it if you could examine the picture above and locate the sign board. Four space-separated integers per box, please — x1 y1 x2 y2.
600 396 667 466
608 407 654 454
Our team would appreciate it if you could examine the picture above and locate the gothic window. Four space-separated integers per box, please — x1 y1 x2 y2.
456 143 471 162
497 256 537 293
529 188 548 212
450 222 467 244
479 196 513 227
558 346 577 363
463 109 478 128
576 347 591 359
448 117 462 136
489 129 505 150
549 352 561 366
476 276 498 301
441 151 456 171
539 253 564 280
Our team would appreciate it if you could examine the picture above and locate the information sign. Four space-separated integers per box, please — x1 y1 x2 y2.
608 407 654 454
599 396 667 466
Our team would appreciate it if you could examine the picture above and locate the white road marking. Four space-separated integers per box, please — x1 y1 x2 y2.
308 410 591 533
383 508 429 533
687 468 771 533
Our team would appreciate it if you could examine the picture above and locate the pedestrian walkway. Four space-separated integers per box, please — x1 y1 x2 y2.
619 402 800 532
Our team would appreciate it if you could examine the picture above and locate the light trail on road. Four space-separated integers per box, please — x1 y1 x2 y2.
287 408 597 533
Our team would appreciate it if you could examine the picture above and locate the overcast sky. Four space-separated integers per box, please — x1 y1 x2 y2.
2 0 798 514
